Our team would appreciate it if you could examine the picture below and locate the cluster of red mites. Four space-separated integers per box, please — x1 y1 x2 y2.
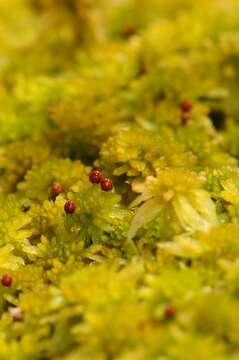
51 182 77 215
89 169 113 192
56 170 113 216
50 182 76 215
180 100 192 125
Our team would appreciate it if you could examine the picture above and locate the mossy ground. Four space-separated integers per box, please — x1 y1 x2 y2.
1 0 239 359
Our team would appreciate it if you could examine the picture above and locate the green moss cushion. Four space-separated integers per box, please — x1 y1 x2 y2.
1 0 239 358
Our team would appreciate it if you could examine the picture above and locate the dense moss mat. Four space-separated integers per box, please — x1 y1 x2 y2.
2 0 239 358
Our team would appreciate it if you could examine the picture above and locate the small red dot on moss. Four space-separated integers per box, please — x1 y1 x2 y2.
1 275 12 287
89 170 102 184
51 182 64 195
180 100 192 113
100 178 113 191
122 26 137 39
64 200 76 214
164 306 175 319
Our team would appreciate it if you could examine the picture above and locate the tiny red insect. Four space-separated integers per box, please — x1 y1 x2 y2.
1 275 12 287
180 100 192 113
100 178 113 191
51 182 64 195
64 200 76 214
164 306 175 319
122 26 137 39
89 170 102 184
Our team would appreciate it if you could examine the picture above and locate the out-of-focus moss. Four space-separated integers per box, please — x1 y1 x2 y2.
1 0 239 359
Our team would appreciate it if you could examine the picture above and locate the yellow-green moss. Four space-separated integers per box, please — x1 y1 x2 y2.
1 0 239 359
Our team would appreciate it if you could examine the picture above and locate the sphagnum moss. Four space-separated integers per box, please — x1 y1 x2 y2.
1 0 239 359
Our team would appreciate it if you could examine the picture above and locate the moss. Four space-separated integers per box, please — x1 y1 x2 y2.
1 0 239 359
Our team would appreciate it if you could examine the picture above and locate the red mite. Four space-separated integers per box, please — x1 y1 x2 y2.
180 100 192 113
100 178 113 192
122 26 137 39
51 182 64 195
89 170 102 184
1 275 12 287
164 306 175 319
64 200 76 214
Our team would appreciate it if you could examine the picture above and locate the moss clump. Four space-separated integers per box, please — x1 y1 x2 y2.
2 0 239 358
